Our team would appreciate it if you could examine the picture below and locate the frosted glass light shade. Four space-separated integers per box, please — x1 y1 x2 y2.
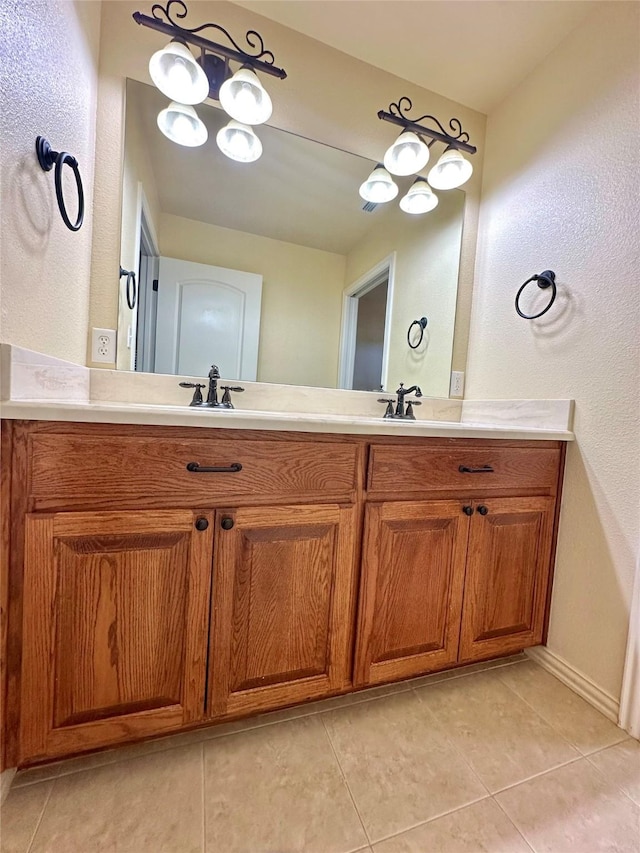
383 131 430 176
427 148 473 189
399 178 438 214
149 41 209 105
216 120 263 162
219 67 272 125
157 102 208 147
359 166 398 204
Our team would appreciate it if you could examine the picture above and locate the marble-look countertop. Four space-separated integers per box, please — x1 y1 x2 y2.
0 345 574 441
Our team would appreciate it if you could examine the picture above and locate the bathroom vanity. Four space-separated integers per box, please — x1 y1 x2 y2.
1 412 566 767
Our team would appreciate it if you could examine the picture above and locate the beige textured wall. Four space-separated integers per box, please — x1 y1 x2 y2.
467 3 640 700
0 0 101 363
345 191 464 397
89 0 485 373
159 213 346 387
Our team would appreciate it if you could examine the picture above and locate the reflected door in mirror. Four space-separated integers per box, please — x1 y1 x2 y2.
154 257 262 379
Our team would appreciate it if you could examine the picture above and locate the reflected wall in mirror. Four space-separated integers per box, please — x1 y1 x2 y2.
119 79 465 397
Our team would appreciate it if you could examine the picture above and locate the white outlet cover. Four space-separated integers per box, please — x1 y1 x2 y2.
450 370 465 397
91 328 116 363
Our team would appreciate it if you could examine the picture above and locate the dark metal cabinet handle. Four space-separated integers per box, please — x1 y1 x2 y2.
477 505 489 515
186 462 243 473
459 465 494 474
194 517 209 531
220 517 234 530
462 505 474 516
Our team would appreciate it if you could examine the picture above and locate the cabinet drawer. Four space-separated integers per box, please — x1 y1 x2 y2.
367 444 560 496
28 433 359 509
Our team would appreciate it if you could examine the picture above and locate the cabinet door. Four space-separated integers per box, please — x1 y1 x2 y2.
459 497 555 662
209 504 358 717
20 510 213 762
354 501 470 687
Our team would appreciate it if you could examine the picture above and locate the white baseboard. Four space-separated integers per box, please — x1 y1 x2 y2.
525 646 620 723
1 768 16 804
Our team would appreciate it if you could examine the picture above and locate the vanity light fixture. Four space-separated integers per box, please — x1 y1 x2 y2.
359 165 399 204
399 178 439 215
216 120 263 163
157 101 208 146
383 130 430 177
363 96 476 209
134 1 286 160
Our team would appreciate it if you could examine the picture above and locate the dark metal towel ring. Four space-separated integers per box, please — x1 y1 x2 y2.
515 270 557 319
120 267 137 310
407 317 428 349
35 136 84 232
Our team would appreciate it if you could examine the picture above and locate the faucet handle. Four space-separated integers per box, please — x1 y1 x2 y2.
179 381 206 406
405 399 422 420
220 385 245 408
378 398 395 418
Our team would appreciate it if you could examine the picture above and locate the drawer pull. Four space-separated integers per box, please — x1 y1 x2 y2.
462 505 474 516
477 505 489 515
459 465 494 474
186 462 243 474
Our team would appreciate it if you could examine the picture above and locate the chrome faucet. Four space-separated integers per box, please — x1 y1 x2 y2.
180 364 245 409
378 382 423 420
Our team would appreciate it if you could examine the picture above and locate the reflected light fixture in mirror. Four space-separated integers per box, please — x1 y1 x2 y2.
363 96 477 213
157 101 208 146
216 120 262 162
359 165 399 204
399 178 438 214
133 2 287 162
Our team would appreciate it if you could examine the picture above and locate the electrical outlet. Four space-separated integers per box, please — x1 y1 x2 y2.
91 328 116 363
450 370 464 397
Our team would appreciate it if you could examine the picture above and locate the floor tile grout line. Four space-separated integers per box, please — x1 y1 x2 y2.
12 659 529 790
320 714 373 848
410 686 493 799
491 793 537 853
492 664 627 756
25 775 54 853
490 753 586 796
583 750 640 808
362 793 491 848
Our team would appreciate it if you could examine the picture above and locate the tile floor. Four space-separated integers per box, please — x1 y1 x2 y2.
1 656 638 852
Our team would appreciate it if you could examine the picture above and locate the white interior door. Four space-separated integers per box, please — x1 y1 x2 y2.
154 257 262 380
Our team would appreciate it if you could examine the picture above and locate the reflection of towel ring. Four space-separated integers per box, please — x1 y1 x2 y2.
515 270 557 319
36 136 85 232
407 316 428 349
120 266 137 310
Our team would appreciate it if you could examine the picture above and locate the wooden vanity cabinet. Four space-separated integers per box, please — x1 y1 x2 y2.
20 510 214 763
2 421 565 767
208 503 358 718
354 441 564 687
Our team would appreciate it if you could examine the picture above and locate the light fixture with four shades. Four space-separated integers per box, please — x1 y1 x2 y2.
360 97 477 214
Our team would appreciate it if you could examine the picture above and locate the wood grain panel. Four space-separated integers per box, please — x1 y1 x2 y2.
27 434 358 509
368 445 560 496
459 497 555 662
208 504 357 717
354 501 470 686
1 421 12 771
19 510 213 762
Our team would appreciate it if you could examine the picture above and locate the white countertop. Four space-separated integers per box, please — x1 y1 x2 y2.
0 399 574 441
0 345 575 441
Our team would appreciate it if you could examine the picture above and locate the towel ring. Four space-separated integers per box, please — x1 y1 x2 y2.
407 316 428 349
120 266 137 310
36 136 85 232
515 270 557 319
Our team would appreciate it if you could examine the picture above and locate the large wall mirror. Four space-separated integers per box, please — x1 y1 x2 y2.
118 79 465 397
